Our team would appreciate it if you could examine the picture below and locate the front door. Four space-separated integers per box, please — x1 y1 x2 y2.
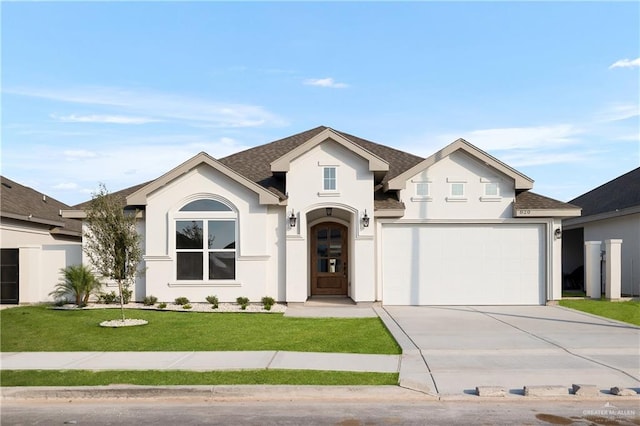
311 223 348 296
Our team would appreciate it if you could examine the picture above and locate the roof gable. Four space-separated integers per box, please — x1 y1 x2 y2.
385 138 534 191
126 152 282 206
270 128 389 173
569 167 640 217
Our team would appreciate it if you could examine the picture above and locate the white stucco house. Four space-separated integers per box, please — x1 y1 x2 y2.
1 176 83 304
562 167 639 296
65 126 581 305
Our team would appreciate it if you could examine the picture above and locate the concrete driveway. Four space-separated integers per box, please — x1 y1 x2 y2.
383 305 640 396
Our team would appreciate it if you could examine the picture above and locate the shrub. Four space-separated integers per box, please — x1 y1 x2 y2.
143 295 158 306
205 295 219 308
98 291 118 304
157 302 167 309
182 304 192 310
262 296 275 311
98 288 132 305
236 296 250 310
122 287 132 304
49 264 102 307
174 297 189 305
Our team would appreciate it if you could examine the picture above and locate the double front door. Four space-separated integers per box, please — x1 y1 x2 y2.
310 223 348 296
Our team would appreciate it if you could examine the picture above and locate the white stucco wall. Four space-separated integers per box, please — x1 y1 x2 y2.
285 140 376 302
1 219 82 303
583 214 640 296
399 151 515 220
140 165 282 303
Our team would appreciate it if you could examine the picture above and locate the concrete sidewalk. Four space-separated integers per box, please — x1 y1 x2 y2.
0 351 399 373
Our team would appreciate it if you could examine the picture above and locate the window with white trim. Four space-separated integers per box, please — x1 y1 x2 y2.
175 199 236 281
484 182 499 197
451 182 465 197
416 182 430 197
323 167 337 191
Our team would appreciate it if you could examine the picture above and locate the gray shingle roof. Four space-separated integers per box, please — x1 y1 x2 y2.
514 191 581 211
1 176 82 236
569 167 640 217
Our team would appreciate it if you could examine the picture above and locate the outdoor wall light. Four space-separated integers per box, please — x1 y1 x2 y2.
554 228 562 240
288 210 297 228
362 210 370 228
326 207 333 217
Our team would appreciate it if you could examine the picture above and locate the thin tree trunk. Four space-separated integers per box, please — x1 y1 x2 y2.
117 280 125 322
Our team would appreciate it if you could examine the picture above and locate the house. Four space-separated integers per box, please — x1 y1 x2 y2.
64 126 580 305
1 176 83 304
562 167 640 296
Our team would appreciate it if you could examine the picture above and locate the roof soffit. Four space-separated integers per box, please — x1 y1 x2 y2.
385 139 534 191
270 128 389 173
126 152 282 206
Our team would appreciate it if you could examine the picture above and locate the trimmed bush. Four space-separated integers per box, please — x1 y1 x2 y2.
206 295 219 309
236 296 250 310
262 296 275 311
157 302 167 309
174 297 189 305
182 304 192 310
143 295 158 306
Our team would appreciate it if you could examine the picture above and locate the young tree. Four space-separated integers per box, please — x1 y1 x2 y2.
84 183 142 321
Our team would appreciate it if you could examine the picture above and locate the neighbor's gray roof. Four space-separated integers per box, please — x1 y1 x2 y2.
514 191 580 211
569 167 640 217
0 176 82 236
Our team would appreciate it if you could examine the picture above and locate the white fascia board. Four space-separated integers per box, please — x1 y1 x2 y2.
126 152 281 206
386 139 534 191
60 209 86 219
373 209 405 217
1 212 66 227
270 128 389 173
514 208 582 218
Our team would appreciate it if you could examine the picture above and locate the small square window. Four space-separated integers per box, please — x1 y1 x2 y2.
451 183 464 197
485 182 499 197
323 167 337 191
416 182 429 197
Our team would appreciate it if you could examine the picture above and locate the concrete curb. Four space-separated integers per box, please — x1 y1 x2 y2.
0 385 436 402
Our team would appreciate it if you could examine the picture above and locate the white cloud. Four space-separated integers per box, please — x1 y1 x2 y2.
438 124 583 151
304 78 349 89
595 104 640 122
7 86 287 128
63 149 98 159
609 57 640 69
52 182 79 190
52 114 159 124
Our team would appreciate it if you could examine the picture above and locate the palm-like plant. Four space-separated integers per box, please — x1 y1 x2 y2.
50 265 102 307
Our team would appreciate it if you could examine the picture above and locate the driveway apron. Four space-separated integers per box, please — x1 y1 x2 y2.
383 305 640 396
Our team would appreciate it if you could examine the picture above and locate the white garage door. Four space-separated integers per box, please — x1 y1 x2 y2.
381 223 546 305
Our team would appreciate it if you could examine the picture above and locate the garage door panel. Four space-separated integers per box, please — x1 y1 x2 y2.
382 224 545 305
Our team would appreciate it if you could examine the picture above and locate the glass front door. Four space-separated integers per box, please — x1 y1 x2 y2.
311 223 348 296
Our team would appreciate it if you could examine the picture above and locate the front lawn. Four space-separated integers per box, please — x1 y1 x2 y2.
0 305 401 354
559 299 640 326
0 369 398 386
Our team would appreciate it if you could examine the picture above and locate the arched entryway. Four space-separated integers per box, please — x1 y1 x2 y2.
310 222 348 296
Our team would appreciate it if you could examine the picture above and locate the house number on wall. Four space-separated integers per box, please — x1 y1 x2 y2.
518 210 531 215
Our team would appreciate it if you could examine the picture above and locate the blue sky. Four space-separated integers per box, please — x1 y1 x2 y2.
2 2 638 206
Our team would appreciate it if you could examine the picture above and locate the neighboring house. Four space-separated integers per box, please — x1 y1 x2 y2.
562 167 640 296
1 176 83 304
64 126 580 305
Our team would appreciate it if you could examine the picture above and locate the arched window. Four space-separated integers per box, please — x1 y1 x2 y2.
174 198 236 281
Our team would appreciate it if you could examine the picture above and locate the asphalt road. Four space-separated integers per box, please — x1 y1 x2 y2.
2 399 639 425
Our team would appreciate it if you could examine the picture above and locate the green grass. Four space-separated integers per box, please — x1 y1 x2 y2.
559 299 640 326
0 305 400 354
0 370 398 387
